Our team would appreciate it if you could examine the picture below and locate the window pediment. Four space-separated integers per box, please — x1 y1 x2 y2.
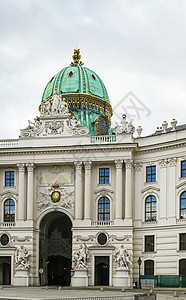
1 190 18 201
141 186 160 194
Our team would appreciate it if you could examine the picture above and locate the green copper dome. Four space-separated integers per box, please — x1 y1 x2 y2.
42 65 109 103
41 50 113 136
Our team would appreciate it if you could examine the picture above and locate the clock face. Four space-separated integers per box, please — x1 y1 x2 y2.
51 191 60 203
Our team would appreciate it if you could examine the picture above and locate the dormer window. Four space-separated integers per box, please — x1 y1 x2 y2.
91 74 96 80
68 70 74 77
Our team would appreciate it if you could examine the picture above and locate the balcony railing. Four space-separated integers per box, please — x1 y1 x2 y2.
91 220 114 226
0 222 16 227
176 218 186 225
0 139 19 147
91 135 117 144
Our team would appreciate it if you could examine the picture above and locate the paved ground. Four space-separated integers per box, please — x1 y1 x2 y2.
0 286 186 300
0 286 146 300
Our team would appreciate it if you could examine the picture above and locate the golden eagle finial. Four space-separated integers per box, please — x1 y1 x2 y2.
72 49 81 66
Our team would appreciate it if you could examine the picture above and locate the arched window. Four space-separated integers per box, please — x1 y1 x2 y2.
145 195 157 222
4 199 15 222
144 260 154 275
180 192 186 219
179 259 186 275
98 197 110 221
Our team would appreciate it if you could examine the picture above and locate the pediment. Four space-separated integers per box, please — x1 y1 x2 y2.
176 181 186 190
94 187 114 195
141 186 160 194
0 190 18 199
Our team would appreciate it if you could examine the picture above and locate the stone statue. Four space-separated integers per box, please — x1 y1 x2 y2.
114 114 135 135
72 244 89 269
58 98 69 115
114 245 131 268
68 116 81 130
15 245 30 269
51 92 61 115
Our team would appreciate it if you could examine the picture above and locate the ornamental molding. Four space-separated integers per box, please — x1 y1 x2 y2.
115 159 123 169
134 162 143 172
84 161 92 170
159 159 168 168
124 159 133 169
17 163 25 172
141 186 160 194
74 161 83 170
11 236 32 243
94 187 114 200
0 146 137 157
37 183 74 216
20 94 90 138
136 142 186 154
0 190 18 198
176 181 186 196
26 163 35 172
74 233 131 247
168 157 177 167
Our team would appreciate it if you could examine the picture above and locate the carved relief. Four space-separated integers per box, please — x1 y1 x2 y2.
134 163 143 172
159 159 168 168
124 159 133 169
15 245 30 270
72 244 89 270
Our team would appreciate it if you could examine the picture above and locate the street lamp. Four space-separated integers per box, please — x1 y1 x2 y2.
137 257 142 289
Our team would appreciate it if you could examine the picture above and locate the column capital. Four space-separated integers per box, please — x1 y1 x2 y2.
74 161 83 170
26 163 35 172
124 159 133 169
115 159 123 169
168 157 177 167
159 159 168 168
84 161 92 170
17 163 25 172
134 162 143 172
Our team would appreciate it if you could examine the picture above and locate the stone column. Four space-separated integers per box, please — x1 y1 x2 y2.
84 161 92 220
134 163 143 222
159 159 168 221
168 158 177 221
124 160 133 219
26 163 35 220
17 163 25 221
115 160 123 220
74 162 83 220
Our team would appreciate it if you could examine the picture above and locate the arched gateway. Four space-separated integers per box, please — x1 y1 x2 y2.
39 212 72 286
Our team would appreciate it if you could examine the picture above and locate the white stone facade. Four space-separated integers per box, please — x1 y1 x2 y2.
0 93 186 287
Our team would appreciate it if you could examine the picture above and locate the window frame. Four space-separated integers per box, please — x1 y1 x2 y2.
180 192 186 219
145 195 157 222
5 171 15 187
144 260 154 275
145 235 155 252
98 196 110 221
181 161 186 178
4 199 15 222
179 259 186 275
180 233 186 250
99 168 110 185
146 166 156 183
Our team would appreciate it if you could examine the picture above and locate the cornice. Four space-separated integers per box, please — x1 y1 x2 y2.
0 146 136 157
136 141 186 154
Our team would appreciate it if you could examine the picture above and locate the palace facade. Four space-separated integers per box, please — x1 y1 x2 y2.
0 50 186 287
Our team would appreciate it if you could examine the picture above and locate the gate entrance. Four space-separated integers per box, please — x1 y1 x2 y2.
39 212 72 286
0 256 11 285
95 256 109 286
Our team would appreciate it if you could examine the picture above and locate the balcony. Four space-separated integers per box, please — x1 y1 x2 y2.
91 135 117 144
91 220 114 227
0 222 16 228
0 139 19 148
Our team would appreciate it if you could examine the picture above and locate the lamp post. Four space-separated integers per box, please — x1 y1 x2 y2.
137 257 142 289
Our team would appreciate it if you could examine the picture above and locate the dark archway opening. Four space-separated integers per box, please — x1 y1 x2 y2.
39 212 72 286
95 256 109 286
0 257 11 285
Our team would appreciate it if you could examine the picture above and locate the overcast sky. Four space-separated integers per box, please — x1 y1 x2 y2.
1 0 186 139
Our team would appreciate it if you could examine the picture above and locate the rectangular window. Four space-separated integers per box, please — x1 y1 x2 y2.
145 235 154 252
5 171 15 186
180 233 186 250
146 166 156 182
99 168 109 184
181 161 186 178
